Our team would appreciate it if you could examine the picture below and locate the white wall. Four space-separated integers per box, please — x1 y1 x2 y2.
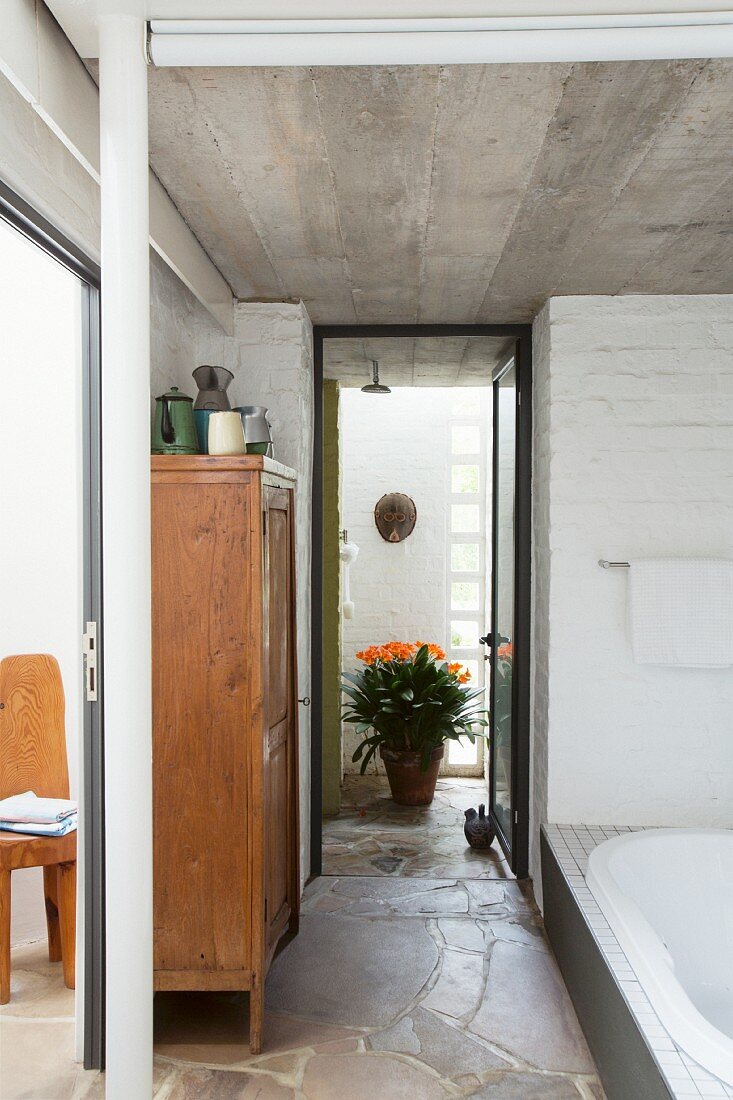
230 302 314 883
340 387 489 774
0 218 83 945
531 295 733 891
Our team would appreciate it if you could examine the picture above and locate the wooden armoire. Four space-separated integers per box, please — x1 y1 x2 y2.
151 455 300 1054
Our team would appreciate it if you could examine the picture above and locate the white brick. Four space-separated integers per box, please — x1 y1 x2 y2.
531 294 733 900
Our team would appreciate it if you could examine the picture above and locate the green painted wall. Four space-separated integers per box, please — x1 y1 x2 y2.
322 380 342 815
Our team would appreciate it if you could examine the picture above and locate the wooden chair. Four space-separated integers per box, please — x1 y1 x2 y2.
0 654 77 1004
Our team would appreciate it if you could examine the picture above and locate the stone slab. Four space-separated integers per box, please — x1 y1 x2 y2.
266 913 438 1027
469 941 595 1074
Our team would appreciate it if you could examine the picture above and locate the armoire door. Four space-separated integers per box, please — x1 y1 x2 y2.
262 485 299 954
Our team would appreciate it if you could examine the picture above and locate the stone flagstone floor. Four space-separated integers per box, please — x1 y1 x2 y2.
322 775 512 879
3 875 606 1098
2 779 606 1098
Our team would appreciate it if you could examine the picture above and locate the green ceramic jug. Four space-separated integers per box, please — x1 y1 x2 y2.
152 387 199 455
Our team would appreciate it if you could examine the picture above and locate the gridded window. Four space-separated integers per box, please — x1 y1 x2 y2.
451 504 480 533
452 393 482 417
451 543 480 572
445 389 489 775
451 464 480 493
451 582 480 611
451 425 480 455
460 659 480 682
450 620 480 649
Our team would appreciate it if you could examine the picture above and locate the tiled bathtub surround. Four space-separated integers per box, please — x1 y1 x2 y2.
544 824 733 1100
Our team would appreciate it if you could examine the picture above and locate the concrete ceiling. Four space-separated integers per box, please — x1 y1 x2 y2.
145 59 733 324
323 336 513 386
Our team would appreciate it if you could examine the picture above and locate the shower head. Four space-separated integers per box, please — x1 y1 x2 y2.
361 360 391 394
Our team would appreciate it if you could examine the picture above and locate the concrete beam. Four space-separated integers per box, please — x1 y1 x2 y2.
0 0 233 334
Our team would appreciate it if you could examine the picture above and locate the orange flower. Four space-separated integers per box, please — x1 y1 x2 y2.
459 670 472 684
357 640 449 665
448 661 462 675
497 643 514 660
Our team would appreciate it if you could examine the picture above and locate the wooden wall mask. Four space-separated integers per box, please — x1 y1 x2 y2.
374 493 417 543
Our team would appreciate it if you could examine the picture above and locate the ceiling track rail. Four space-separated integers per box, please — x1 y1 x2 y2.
147 14 733 67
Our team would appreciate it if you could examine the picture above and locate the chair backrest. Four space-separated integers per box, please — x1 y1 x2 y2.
0 654 69 800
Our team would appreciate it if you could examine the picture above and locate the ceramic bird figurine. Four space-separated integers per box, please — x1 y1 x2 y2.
464 804 495 849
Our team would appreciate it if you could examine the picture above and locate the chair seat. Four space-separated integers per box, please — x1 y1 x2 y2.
0 829 76 872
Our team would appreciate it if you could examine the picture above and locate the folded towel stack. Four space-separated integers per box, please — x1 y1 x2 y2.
0 791 78 837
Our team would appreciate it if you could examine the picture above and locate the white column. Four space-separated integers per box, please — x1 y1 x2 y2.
98 15 152 1099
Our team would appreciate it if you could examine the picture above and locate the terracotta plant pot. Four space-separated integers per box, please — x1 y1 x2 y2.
379 744 444 806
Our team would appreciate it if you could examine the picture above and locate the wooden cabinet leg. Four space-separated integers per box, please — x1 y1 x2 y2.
43 865 62 962
249 973 264 1055
0 870 11 1004
57 862 76 990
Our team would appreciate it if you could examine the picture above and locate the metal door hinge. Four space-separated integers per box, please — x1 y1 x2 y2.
83 622 98 702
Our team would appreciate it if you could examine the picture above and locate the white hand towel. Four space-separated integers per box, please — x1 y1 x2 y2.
628 558 733 667
0 791 77 824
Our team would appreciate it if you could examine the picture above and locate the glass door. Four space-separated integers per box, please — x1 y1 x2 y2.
486 351 530 875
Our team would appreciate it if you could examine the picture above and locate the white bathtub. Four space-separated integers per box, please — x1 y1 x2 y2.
586 828 733 1086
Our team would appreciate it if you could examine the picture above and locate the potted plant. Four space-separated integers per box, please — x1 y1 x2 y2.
342 641 488 806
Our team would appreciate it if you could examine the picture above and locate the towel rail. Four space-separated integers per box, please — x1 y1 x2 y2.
598 559 630 569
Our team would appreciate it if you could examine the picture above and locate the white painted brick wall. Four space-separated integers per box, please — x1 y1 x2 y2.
340 387 489 774
531 294 733 896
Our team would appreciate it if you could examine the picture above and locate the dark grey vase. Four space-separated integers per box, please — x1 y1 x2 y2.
464 804 495 849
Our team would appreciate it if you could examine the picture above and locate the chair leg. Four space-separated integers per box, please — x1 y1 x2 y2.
57 862 76 991
0 870 10 1004
43 865 62 962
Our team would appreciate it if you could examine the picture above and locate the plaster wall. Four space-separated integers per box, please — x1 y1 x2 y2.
531 295 733 897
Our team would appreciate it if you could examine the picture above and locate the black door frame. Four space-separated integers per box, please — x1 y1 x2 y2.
0 181 105 1068
311 323 532 879
488 345 532 879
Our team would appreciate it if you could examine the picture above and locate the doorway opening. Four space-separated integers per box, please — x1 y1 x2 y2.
0 183 105 1079
311 325 532 883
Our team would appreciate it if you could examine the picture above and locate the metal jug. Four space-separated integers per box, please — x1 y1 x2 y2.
192 365 234 410
234 405 274 455
152 387 199 454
